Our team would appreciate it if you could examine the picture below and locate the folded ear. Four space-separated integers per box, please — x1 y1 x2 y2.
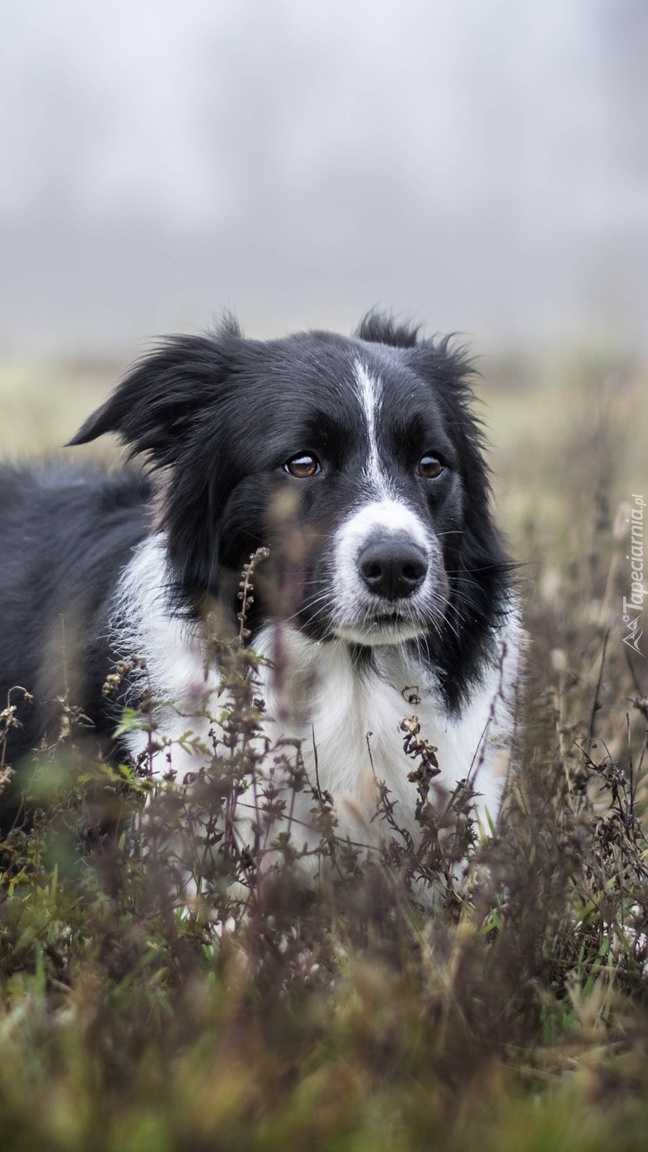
68 333 235 469
407 335 492 520
355 309 421 348
406 337 513 703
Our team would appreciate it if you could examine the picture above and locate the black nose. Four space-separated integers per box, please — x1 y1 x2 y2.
358 539 428 600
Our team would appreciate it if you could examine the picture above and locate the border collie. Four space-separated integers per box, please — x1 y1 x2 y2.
0 313 520 859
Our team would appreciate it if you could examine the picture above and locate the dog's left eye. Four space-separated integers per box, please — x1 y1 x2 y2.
284 453 321 478
418 454 444 479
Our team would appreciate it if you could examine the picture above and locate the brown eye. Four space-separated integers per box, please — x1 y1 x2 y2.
284 452 321 479
418 454 443 479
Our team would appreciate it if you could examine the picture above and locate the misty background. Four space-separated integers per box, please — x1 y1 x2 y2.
2 0 647 355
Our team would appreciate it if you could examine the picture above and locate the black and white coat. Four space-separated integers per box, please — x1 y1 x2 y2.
0 314 521 851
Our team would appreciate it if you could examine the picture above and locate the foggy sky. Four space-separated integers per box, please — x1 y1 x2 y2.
2 0 647 352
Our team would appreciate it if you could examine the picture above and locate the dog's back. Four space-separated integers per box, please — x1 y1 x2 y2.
0 465 151 818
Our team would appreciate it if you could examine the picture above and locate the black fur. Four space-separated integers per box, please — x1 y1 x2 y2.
0 466 151 823
0 313 512 826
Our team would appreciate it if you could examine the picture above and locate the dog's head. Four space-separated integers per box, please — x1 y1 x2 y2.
71 313 511 705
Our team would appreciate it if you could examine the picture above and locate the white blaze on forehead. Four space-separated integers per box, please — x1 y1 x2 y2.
353 358 389 493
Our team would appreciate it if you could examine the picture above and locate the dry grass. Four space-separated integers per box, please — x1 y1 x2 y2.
0 342 647 1150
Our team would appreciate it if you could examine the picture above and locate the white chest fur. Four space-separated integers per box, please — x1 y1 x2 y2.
112 537 520 854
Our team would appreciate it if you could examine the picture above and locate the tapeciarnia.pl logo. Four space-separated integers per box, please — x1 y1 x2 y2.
622 494 645 656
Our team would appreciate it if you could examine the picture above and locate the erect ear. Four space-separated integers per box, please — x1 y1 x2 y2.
68 332 236 469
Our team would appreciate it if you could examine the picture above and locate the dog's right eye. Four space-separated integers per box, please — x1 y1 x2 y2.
283 453 321 479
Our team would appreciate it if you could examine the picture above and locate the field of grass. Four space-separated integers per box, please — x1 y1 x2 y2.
0 342 647 1151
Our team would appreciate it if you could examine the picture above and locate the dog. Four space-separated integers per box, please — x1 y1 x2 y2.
0 312 520 869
